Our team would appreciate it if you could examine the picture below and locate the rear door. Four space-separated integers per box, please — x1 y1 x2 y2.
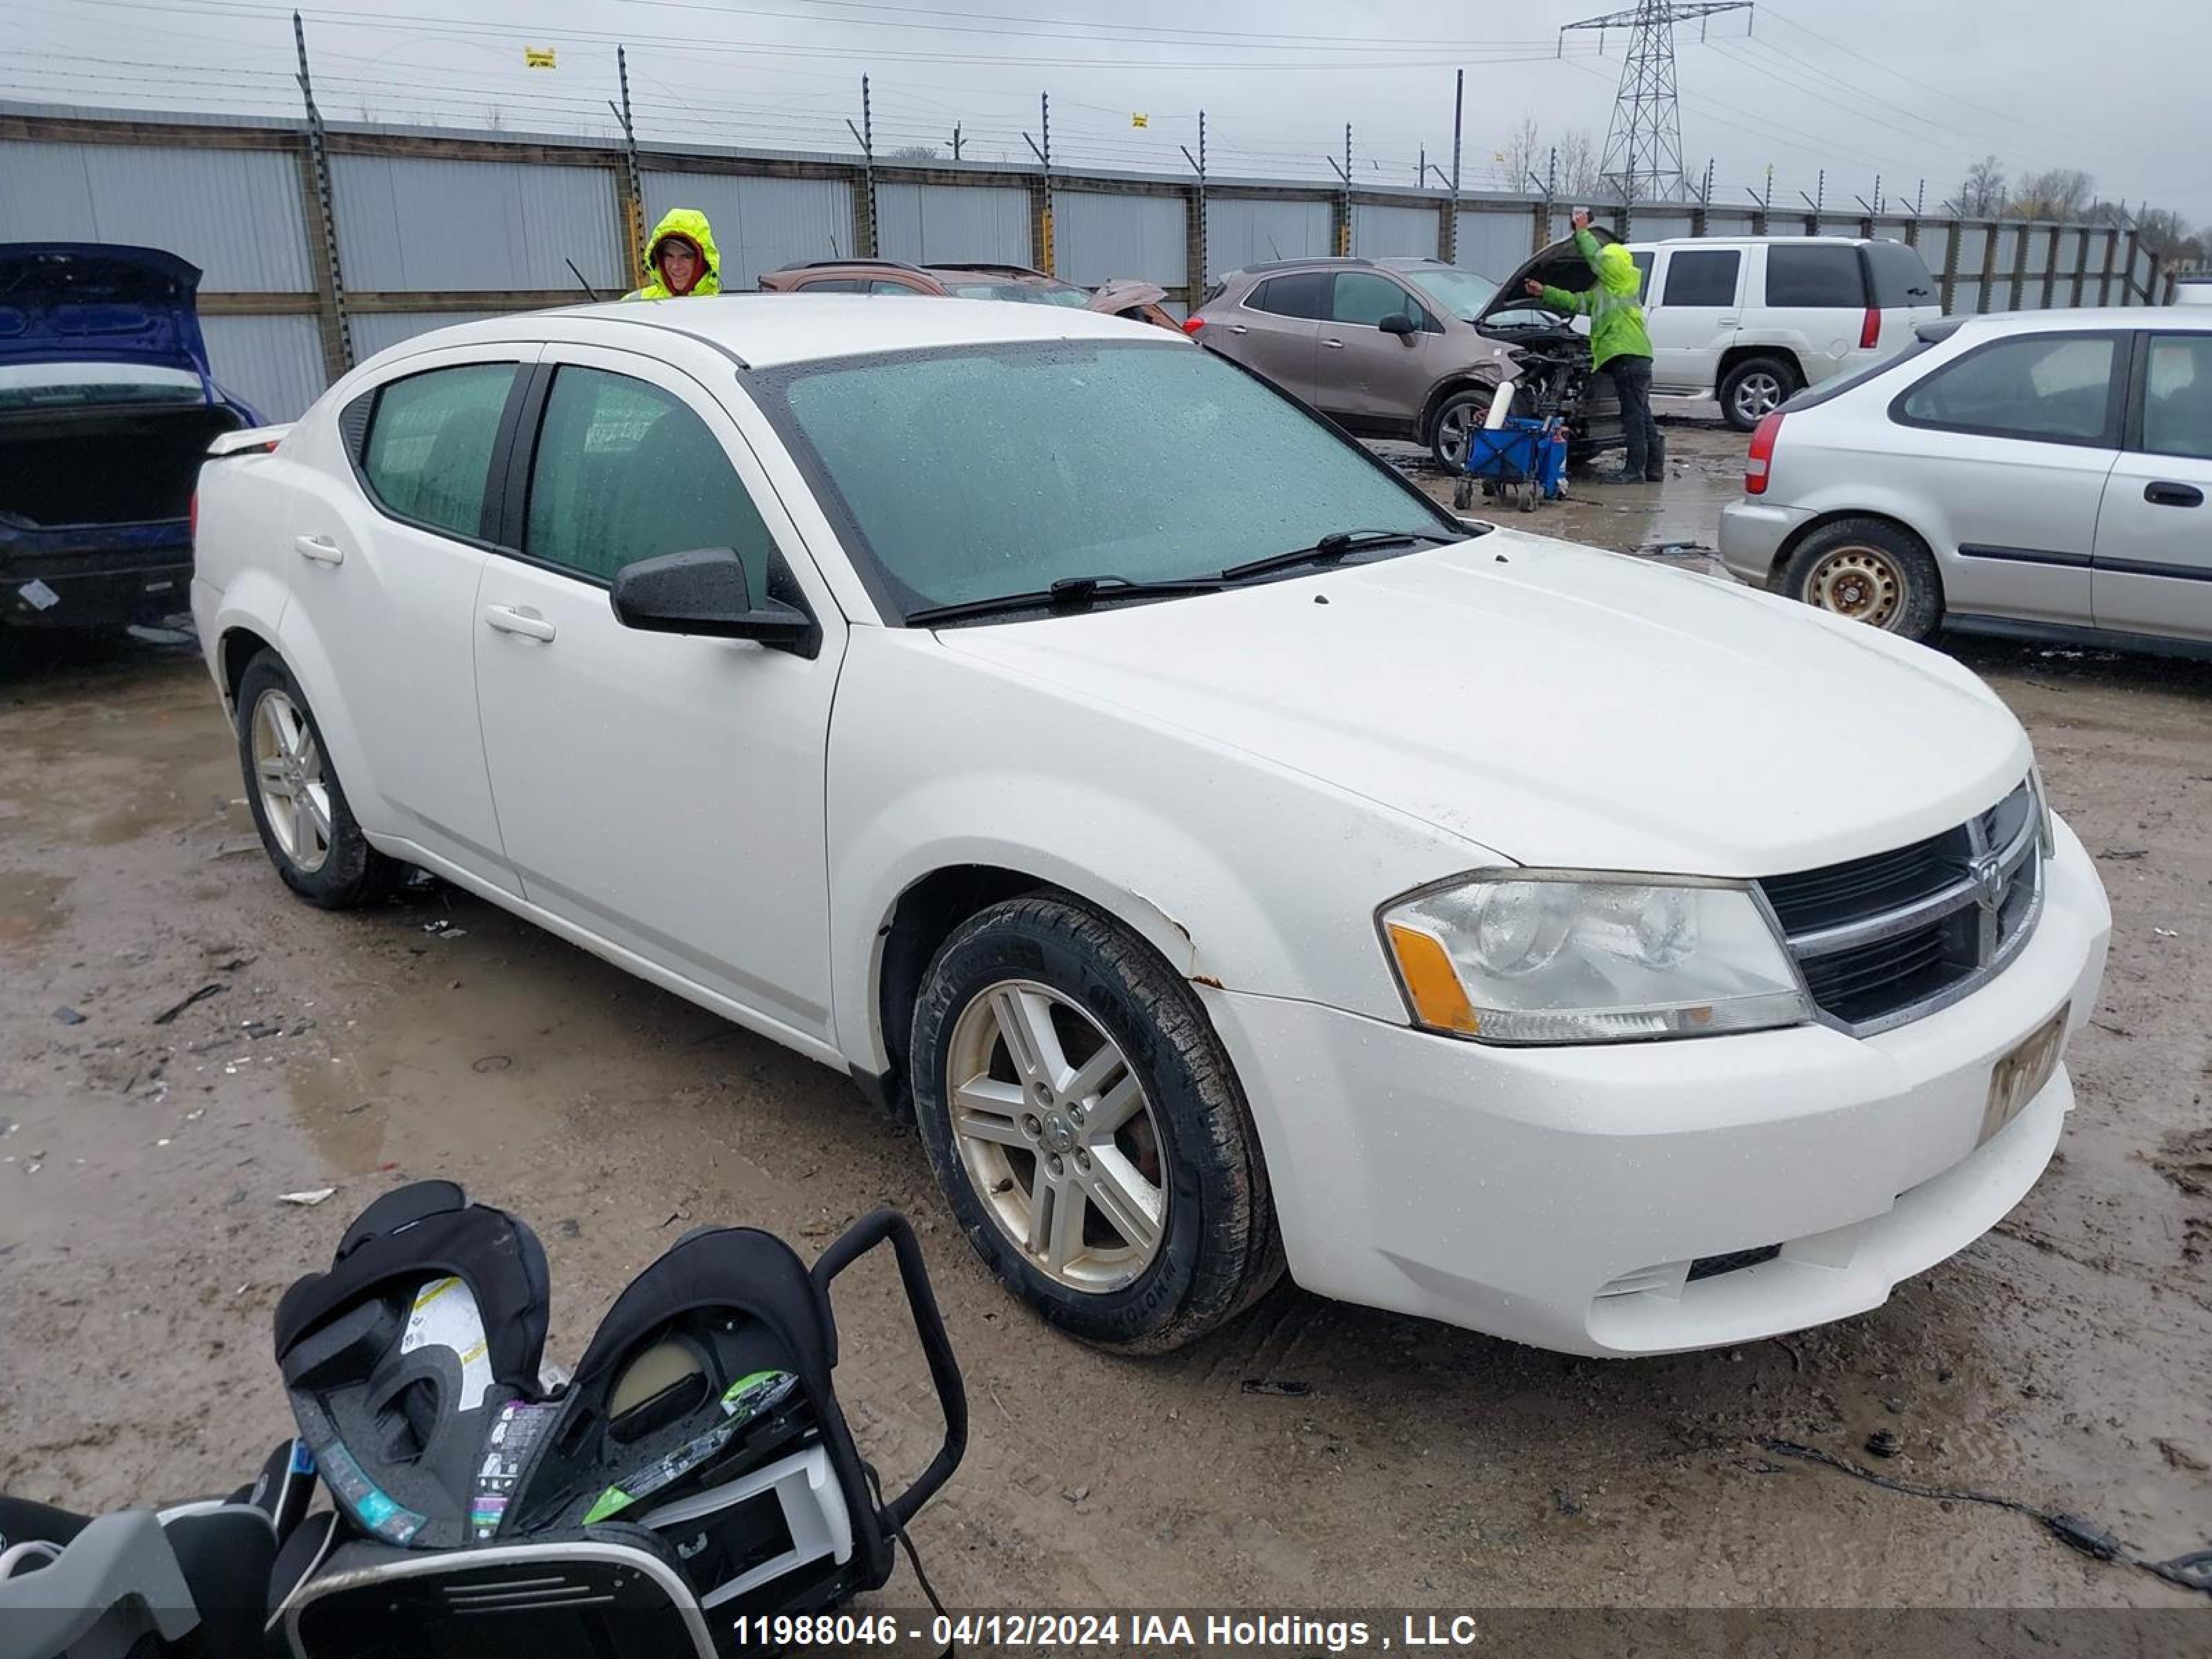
1313 269 1438 430
279 345 537 894
470 346 847 1043
1217 272 1324 402
2093 330 2212 642
1761 244 1866 387
1649 245 1744 394
1888 328 2124 627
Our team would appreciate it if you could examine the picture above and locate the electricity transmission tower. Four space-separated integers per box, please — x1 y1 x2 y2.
1562 1 1752 204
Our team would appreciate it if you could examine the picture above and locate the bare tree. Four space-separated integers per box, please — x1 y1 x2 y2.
1501 113 1541 189
887 143 941 161
1556 127 1600 199
2010 167 2092 219
1958 154 2007 216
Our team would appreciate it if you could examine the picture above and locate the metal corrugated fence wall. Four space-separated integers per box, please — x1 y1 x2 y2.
0 106 2175 422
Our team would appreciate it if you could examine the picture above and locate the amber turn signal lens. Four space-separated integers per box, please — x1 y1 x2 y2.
1385 921 1481 1035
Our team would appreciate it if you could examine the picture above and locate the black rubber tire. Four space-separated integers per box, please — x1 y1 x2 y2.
1777 516 1944 644
910 894 1283 1352
234 650 405 909
1718 354 1801 431
1426 385 1496 471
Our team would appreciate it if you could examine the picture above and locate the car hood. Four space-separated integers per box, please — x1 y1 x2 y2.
1472 225 1620 348
0 243 216 381
930 532 2029 877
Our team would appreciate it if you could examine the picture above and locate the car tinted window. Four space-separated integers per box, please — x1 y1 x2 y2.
2141 333 2212 461
1897 332 2120 444
1864 239 1936 308
1331 270 1411 326
1630 250 1654 294
868 279 926 294
1764 245 1865 308
765 341 1448 616
524 366 776 592
1662 248 1741 307
798 277 865 292
1248 272 1327 319
361 363 514 540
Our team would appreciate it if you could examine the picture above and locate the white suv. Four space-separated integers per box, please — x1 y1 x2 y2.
1627 236 1940 429
191 296 2108 1358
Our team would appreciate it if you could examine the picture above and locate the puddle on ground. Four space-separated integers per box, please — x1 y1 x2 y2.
0 871 70 947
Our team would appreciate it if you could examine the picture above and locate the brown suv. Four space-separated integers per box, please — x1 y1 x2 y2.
758 259 1176 328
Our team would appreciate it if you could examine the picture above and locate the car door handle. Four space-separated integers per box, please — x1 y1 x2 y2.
1226 324 1248 335
292 534 344 565
1322 337 1347 348
1718 316 1739 326
2144 481 2204 507
482 604 556 642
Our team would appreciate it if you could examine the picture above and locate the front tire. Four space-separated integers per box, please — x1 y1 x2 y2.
1719 354 1800 431
910 894 1281 1351
1427 386 1495 471
235 651 403 908
1777 517 1944 642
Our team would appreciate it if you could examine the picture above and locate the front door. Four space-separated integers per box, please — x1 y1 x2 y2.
1313 269 1438 430
280 346 536 893
471 347 847 1046
2094 330 2212 643
1647 245 1743 395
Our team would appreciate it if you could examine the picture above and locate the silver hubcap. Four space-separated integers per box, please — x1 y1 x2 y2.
1734 371 1784 422
946 980 1167 1293
1806 544 1908 629
252 690 333 874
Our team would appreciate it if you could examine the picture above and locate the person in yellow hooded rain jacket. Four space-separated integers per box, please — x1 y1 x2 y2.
1524 208 1662 484
626 208 721 300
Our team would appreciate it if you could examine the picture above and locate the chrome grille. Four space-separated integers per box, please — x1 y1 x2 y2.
1759 780 2044 1036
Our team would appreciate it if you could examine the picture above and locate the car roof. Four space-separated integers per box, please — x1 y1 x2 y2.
1627 235 1875 248
1939 306 2212 336
401 292 1165 371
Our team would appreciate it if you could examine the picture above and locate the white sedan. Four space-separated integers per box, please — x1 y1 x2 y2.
192 297 2109 1357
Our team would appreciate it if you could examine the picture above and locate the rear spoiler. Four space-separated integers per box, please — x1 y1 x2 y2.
207 422 293 458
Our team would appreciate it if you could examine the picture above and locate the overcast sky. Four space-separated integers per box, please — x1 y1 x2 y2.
3 0 2203 227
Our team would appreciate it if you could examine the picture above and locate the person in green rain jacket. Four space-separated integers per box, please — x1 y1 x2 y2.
1524 208 1662 483
625 208 722 300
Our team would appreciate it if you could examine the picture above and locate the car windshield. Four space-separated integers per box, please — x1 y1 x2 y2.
0 362 204 411
760 340 1454 619
1398 265 1501 322
944 282 1091 307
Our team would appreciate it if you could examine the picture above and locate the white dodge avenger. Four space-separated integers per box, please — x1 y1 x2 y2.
191 297 2110 1357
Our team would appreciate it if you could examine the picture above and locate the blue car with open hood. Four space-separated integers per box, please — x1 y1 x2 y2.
1 243 263 637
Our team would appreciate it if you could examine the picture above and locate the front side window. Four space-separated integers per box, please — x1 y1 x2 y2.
2141 334 2212 462
1247 272 1327 319
1330 270 1412 327
1764 245 1866 308
1895 332 2120 445
523 366 776 592
868 279 928 295
1662 248 1741 307
761 340 1451 617
360 363 514 540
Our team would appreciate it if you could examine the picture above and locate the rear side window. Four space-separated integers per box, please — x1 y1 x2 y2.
1248 272 1327 319
1330 270 1412 326
1864 240 1936 308
1764 245 1866 308
2141 333 2212 461
1662 248 1741 307
523 366 776 593
1895 332 2121 446
360 363 514 541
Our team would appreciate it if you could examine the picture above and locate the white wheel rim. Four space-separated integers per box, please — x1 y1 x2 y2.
946 980 1167 1292
252 690 334 874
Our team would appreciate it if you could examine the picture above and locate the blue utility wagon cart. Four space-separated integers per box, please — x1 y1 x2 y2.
1452 414 1568 514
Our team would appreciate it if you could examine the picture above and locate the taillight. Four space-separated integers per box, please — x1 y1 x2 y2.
1181 315 1206 335
1859 307 1880 350
1745 412 1783 496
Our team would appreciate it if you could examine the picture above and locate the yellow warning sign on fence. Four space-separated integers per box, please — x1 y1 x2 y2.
1131 112 1148 129
524 46 557 68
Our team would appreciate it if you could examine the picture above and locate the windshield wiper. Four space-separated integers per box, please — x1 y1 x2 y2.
1219 526 1461 583
906 572 1230 628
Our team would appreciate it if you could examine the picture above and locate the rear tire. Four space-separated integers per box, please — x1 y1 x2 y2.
235 651 404 909
1719 355 1800 431
1427 386 1495 471
910 894 1282 1351
1778 517 1943 642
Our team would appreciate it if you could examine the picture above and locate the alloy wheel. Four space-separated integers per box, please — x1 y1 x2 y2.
1732 371 1785 424
1436 404 1474 466
252 690 333 873
945 980 1168 1292
1805 545 1906 629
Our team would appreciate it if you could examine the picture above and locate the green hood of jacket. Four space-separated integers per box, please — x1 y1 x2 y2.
627 207 722 299
1538 227 1651 372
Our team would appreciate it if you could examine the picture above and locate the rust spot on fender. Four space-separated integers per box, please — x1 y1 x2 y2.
1190 973 1225 991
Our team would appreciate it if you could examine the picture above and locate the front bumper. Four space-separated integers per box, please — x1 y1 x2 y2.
1717 498 1815 586
1205 818 2110 1356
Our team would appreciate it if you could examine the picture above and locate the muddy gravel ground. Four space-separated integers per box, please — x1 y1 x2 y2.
3 424 2209 1622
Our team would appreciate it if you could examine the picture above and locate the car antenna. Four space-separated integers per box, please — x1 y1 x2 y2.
565 258 603 302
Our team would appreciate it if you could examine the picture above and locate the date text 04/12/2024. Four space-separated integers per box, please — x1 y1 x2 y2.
726 1613 1489 1652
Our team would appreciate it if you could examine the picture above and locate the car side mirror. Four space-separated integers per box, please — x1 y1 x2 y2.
1379 312 1418 341
610 547 816 655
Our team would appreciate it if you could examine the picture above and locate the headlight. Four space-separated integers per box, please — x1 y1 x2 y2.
2029 764 2056 857
1379 872 1812 1045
